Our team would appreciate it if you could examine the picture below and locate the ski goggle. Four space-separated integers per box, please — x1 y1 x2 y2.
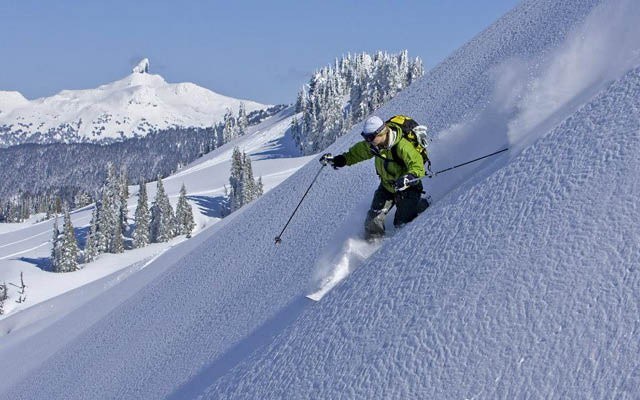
361 125 386 141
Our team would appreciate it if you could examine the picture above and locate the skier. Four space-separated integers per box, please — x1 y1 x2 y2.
320 115 429 240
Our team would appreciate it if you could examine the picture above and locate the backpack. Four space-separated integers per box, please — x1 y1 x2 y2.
386 115 432 172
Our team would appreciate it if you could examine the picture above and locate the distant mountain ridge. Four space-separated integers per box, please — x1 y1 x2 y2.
0 59 269 147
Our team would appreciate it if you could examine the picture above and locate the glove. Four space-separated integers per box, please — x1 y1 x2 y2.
394 174 418 191
320 153 346 169
319 153 334 166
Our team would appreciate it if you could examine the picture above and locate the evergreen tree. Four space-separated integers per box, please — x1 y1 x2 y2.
242 152 257 206
408 57 425 85
53 210 80 273
150 177 175 243
133 181 151 248
96 163 125 253
228 147 244 213
237 103 249 136
112 211 125 253
227 148 262 213
93 202 107 254
98 164 119 253
119 165 130 238
0 282 7 315
255 176 264 198
222 108 237 143
175 184 195 238
51 216 62 269
84 207 100 263
291 51 424 155
73 191 92 209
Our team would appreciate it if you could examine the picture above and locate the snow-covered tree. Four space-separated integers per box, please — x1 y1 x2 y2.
84 207 100 263
150 177 175 243
97 163 124 253
52 209 80 273
227 147 262 213
408 56 424 85
73 191 92 209
241 152 257 206
175 184 195 238
237 103 249 136
133 181 151 248
0 282 7 315
255 176 264 199
51 216 62 268
228 147 244 213
119 166 130 238
291 50 424 155
222 108 237 143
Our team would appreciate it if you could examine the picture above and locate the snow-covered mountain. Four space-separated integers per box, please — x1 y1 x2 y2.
1 0 640 398
0 59 269 147
0 91 29 114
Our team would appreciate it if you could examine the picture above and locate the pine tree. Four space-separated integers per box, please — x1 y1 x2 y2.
228 147 244 213
84 207 100 263
73 191 92 209
256 176 264 198
241 152 256 206
0 282 7 315
119 165 130 238
98 163 122 253
237 103 249 136
112 212 125 253
175 184 195 238
227 148 263 213
133 181 151 248
93 202 107 254
222 108 237 142
53 210 80 273
291 50 424 155
150 177 175 243
61 209 80 272
51 216 62 270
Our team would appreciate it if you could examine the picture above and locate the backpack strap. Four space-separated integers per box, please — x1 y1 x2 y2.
390 136 433 175
390 144 406 170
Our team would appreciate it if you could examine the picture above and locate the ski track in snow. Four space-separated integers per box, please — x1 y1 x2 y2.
307 237 382 301
2 0 640 398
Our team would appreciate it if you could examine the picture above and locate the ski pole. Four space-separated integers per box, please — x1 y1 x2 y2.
400 147 509 187
431 147 509 176
275 164 326 245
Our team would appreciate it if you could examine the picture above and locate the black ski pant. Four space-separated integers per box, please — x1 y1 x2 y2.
364 183 427 240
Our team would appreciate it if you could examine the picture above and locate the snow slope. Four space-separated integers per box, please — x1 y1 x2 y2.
209 59 640 400
0 60 268 146
1 0 639 398
0 106 308 320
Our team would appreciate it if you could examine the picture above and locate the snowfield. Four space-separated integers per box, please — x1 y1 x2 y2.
1 0 639 398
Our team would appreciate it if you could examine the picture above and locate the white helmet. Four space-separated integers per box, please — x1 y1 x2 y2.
362 116 385 137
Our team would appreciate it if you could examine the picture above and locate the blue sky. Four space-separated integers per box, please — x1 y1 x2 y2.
0 0 520 105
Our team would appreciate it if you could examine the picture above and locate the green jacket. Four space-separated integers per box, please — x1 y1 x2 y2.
341 127 425 193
